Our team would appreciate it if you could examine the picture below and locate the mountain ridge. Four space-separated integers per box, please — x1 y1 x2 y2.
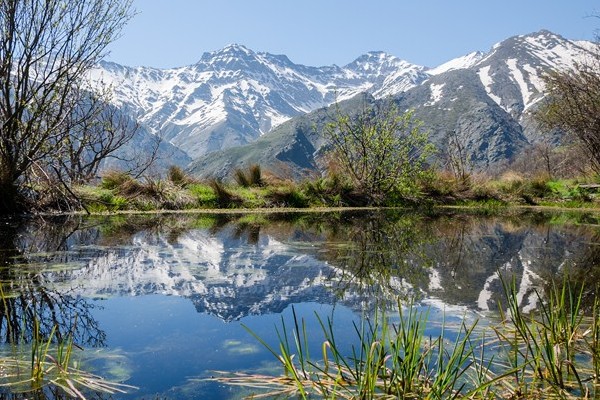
90 30 598 178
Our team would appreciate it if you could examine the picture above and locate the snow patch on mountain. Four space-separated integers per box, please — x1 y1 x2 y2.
477 65 503 107
428 51 485 75
506 58 535 110
522 33 586 70
426 83 445 106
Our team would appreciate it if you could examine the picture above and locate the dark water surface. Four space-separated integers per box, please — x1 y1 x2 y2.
0 209 599 399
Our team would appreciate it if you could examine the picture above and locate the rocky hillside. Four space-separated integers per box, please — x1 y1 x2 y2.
89 30 596 179
187 30 596 179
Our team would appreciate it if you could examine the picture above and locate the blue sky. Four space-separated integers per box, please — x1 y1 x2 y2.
106 1 599 69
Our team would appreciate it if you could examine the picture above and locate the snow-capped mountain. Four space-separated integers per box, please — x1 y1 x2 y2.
91 45 428 159
187 30 598 178
89 30 597 177
409 30 596 164
473 30 590 116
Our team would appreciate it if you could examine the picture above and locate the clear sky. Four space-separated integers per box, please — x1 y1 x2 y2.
105 1 599 69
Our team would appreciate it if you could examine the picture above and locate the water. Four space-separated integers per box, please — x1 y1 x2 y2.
0 209 599 399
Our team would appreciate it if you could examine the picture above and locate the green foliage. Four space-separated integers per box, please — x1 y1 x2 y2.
235 187 270 208
324 99 435 205
227 303 484 399
266 187 309 208
494 275 600 398
302 174 357 206
188 183 218 207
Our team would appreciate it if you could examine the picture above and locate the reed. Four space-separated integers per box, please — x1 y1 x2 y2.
493 275 599 398
213 275 600 399
0 287 136 399
218 302 487 399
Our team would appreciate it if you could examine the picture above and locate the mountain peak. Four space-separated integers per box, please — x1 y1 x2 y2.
196 43 257 66
221 43 253 54
345 51 417 75
350 51 405 64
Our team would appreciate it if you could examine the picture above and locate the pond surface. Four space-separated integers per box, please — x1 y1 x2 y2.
0 208 599 399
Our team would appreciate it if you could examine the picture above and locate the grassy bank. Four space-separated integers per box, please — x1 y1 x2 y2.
74 167 600 214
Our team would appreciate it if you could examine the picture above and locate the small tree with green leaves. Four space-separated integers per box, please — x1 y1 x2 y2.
324 99 435 205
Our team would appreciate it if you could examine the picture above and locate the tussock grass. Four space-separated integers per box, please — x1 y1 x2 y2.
234 164 264 188
209 179 243 208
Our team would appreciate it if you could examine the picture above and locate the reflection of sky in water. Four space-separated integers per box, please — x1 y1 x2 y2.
93 295 362 399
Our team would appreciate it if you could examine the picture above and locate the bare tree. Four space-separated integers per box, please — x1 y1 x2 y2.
534 43 600 174
0 0 134 214
445 129 472 185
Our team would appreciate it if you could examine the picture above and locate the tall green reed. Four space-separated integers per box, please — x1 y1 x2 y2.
0 285 136 399
215 274 600 399
239 301 486 399
494 274 599 398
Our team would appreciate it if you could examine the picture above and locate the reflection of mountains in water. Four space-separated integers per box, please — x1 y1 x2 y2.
426 223 584 313
36 226 346 322
18 213 598 321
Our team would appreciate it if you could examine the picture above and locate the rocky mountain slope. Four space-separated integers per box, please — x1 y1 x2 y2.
91 45 428 160
187 30 596 179
90 30 596 178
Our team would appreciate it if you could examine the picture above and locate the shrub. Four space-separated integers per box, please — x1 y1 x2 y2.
302 173 357 206
267 187 309 208
116 178 144 197
249 164 263 186
324 100 435 205
100 170 132 190
234 168 251 187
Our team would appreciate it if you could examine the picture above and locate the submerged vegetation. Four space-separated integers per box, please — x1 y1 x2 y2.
213 277 600 399
0 283 135 399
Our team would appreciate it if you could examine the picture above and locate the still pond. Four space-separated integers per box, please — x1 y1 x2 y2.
0 208 598 399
